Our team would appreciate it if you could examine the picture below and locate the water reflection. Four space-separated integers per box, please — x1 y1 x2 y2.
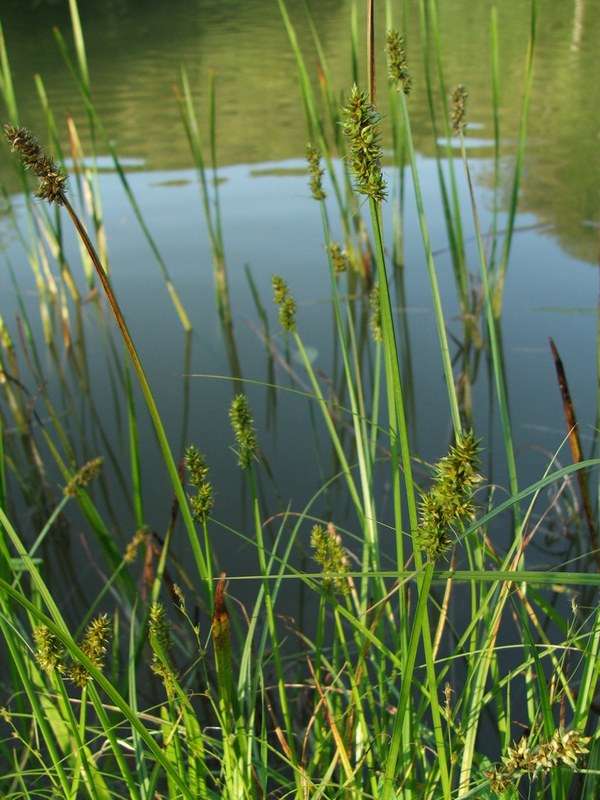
1 0 598 262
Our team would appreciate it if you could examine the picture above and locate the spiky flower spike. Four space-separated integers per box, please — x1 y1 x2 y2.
124 526 150 564
485 727 591 792
34 626 66 675
306 143 326 200
185 445 214 524
417 430 483 561
386 31 413 95
229 394 258 470
70 614 111 687
272 274 297 332
64 456 104 497
148 601 176 694
342 85 387 203
369 284 383 342
451 85 468 134
311 523 350 595
329 241 347 274
4 124 68 204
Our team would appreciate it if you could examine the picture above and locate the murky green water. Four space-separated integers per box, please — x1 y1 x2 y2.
3 0 598 261
0 0 599 608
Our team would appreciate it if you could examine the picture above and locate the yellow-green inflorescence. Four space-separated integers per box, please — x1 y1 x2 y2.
417 430 483 561
69 614 112 687
306 143 326 201
451 84 468 135
369 284 383 342
64 456 104 497
311 523 350 596
185 444 214 524
341 85 387 203
272 275 297 333
329 241 348 275
148 601 176 693
4 124 68 205
34 615 112 686
485 727 591 794
229 394 258 470
386 30 413 95
33 626 66 675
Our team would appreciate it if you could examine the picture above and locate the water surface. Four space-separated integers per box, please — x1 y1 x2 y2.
0 0 598 610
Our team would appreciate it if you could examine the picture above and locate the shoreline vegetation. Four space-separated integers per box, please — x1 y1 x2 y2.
0 0 598 798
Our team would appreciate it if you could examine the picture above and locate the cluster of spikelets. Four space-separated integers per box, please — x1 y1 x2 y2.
4 124 68 205
341 85 387 203
417 430 483 560
34 615 111 688
311 522 350 595
185 444 214 524
386 30 412 94
229 393 258 470
306 143 326 201
63 457 104 497
272 274 297 333
484 728 591 793
148 601 178 695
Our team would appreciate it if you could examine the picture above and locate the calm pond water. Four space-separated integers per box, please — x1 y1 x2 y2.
0 0 599 613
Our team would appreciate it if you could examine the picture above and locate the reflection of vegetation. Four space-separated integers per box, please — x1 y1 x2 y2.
0 0 597 265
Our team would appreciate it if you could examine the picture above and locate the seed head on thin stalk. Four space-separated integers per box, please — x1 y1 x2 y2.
311 522 350 595
229 393 258 470
342 84 387 203
148 601 177 695
417 430 483 561
329 241 347 274
34 626 66 675
69 614 112 687
485 727 591 792
306 143 326 200
386 31 413 95
272 274 297 333
451 85 468 135
64 456 104 497
369 283 383 342
185 445 214 524
124 526 150 564
4 124 68 204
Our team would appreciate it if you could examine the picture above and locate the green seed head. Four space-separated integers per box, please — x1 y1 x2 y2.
306 143 326 200
229 394 258 470
34 626 66 675
185 445 214 523
70 614 112 687
342 85 387 203
311 522 350 595
386 31 412 95
272 275 297 332
417 431 483 561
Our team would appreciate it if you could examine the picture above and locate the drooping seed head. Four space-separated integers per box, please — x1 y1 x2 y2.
4 124 68 205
